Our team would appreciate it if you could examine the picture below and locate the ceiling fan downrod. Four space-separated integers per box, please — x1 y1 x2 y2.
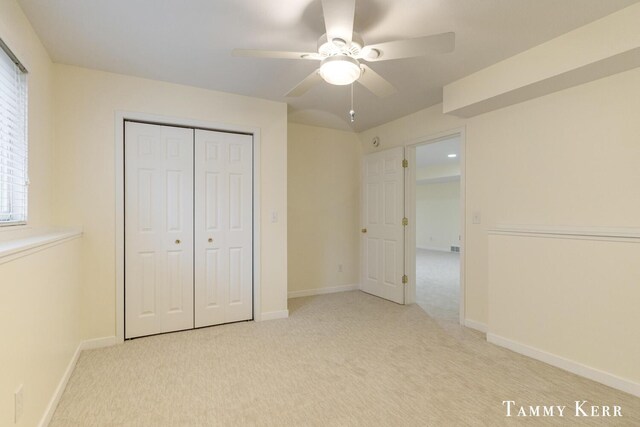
349 83 355 123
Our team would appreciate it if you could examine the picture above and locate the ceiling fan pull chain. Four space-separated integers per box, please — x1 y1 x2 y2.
349 83 355 123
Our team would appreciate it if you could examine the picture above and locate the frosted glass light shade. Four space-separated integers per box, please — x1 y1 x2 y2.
319 55 362 85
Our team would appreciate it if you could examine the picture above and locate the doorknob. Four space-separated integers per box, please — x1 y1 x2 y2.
208 238 213 243
361 228 367 233
175 239 181 244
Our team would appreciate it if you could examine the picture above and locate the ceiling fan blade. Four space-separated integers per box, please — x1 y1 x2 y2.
232 49 321 61
286 70 323 97
321 0 355 44
362 32 455 62
357 64 397 98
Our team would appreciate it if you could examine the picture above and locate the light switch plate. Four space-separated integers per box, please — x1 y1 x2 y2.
15 384 23 423
472 211 481 224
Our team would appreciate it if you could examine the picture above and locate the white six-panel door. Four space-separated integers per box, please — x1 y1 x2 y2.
361 147 405 304
125 122 253 339
125 122 195 338
194 129 253 327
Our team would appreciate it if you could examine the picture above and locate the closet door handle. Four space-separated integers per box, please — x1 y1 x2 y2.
175 239 181 245
208 238 213 243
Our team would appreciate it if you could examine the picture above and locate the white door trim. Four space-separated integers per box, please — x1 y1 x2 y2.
404 127 466 326
115 111 262 343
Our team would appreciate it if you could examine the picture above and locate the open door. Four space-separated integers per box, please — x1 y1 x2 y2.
360 147 406 304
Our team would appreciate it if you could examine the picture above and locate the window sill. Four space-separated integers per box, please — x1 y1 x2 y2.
0 227 83 265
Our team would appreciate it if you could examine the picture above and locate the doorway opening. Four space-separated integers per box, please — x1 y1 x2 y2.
407 133 463 324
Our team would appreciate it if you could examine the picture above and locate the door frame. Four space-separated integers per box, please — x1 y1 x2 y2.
114 111 261 343
404 127 466 325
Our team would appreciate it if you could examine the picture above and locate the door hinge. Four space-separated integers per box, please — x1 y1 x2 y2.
402 159 408 168
402 274 408 284
402 217 408 226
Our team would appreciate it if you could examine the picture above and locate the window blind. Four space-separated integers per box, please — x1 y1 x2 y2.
0 38 28 225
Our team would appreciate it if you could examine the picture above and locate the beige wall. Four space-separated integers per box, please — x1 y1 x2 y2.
360 67 640 383
361 66 640 323
443 3 640 116
489 233 640 384
0 1 84 425
0 239 83 426
416 181 460 251
53 65 289 338
288 123 361 295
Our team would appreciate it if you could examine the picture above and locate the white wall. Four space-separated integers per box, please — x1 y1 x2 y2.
52 65 289 339
416 180 460 251
0 2 84 425
416 164 460 182
288 123 361 296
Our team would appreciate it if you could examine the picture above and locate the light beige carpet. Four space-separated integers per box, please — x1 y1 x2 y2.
416 248 460 323
51 291 639 426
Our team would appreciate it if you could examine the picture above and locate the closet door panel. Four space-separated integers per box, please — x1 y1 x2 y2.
195 130 253 327
125 122 194 338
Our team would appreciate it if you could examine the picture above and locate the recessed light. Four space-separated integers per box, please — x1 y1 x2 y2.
448 154 457 158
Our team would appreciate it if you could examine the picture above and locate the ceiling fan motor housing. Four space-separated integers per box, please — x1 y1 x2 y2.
317 32 364 58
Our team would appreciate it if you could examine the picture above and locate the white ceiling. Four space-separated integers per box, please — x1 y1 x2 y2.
17 0 638 132
416 135 460 168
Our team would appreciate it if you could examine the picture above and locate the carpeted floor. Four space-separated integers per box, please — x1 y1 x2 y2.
415 248 460 323
50 291 639 426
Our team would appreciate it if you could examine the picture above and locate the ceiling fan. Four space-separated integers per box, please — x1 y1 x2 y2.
232 0 455 98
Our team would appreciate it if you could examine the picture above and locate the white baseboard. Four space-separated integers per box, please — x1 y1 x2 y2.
259 310 289 321
38 344 81 427
464 319 488 333
417 246 461 253
487 333 640 398
80 335 118 350
416 245 452 252
288 283 360 299
38 336 117 427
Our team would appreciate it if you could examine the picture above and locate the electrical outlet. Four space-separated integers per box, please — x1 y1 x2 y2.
270 211 278 223
338 264 343 273
15 384 23 423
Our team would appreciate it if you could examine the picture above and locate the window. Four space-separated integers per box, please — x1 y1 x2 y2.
0 38 28 225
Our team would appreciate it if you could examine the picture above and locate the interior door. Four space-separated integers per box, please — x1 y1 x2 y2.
194 129 253 327
125 122 194 338
361 146 405 304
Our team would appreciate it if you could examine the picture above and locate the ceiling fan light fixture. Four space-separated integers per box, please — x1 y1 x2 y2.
319 55 362 85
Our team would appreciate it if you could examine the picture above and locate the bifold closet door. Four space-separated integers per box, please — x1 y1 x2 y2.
194 129 253 327
125 122 194 338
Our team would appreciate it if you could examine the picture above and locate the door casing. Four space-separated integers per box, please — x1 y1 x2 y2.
403 128 466 325
359 127 466 326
